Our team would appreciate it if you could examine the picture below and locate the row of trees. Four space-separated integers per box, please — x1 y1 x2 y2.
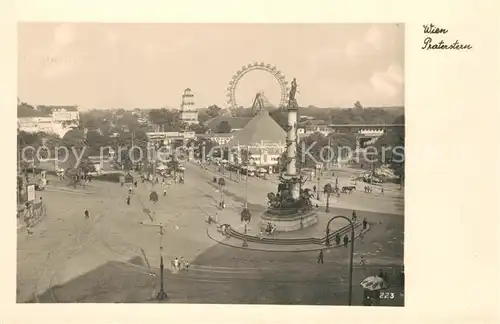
146 101 403 134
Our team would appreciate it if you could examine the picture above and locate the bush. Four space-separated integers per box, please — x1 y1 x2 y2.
93 173 122 183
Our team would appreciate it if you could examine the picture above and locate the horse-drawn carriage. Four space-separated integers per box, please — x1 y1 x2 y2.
341 185 356 194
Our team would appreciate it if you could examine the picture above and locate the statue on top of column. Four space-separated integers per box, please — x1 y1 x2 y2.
288 78 298 108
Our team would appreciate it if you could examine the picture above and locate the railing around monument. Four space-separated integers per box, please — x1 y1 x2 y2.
224 221 360 246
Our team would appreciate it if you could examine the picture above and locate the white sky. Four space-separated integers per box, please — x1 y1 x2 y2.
18 23 404 110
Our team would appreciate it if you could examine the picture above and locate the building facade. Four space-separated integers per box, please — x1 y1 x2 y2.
195 133 233 146
17 104 80 138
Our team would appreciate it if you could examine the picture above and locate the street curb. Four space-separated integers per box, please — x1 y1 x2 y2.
206 224 371 253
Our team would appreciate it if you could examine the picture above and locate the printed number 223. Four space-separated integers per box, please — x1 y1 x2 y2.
379 292 395 299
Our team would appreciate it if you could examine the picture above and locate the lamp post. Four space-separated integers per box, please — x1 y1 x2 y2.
241 208 251 248
139 221 168 301
316 175 321 200
242 221 248 247
326 216 355 305
218 177 225 209
243 145 250 208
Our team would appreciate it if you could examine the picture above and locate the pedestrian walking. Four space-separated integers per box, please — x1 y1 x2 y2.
335 233 341 245
352 210 357 222
180 257 185 270
163 189 167 196
134 180 138 187
173 257 179 272
317 249 324 264
343 234 349 248
362 218 368 230
313 185 317 193
84 209 89 219
126 196 130 205
185 260 189 271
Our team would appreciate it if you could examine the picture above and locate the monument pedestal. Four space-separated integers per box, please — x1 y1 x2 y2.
260 207 318 232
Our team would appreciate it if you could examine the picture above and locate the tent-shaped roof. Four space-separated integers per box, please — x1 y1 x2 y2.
226 111 286 148
204 116 252 131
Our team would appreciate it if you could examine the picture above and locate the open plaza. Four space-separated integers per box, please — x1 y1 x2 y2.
17 23 405 307
17 157 404 305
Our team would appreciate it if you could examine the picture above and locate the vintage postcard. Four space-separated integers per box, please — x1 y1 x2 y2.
16 22 405 306
3 1 499 324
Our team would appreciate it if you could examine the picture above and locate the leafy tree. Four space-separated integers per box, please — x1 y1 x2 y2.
206 105 222 119
269 108 288 130
188 123 209 134
197 110 211 124
85 130 109 156
231 107 255 117
353 101 364 110
78 158 96 175
167 157 183 182
62 129 86 149
216 121 232 133
373 114 405 187
118 149 133 171
149 108 180 131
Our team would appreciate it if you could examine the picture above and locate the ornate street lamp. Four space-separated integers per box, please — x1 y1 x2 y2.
218 177 226 209
240 207 252 247
139 221 168 301
325 216 355 305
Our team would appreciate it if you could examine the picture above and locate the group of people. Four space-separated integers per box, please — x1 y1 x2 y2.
260 222 276 237
124 174 179 206
256 222 276 239
172 256 189 272
363 185 384 194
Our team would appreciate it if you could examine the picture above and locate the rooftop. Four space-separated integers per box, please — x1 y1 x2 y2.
204 116 253 131
328 124 405 127
37 105 78 112
226 111 286 148
196 133 234 138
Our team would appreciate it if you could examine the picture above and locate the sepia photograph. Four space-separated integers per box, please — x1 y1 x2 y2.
16 23 405 306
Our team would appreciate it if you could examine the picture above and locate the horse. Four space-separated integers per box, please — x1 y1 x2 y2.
341 185 356 194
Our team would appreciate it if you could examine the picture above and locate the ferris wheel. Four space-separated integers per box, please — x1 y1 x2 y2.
226 62 289 109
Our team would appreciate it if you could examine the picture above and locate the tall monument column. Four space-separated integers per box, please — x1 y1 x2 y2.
286 78 300 200
261 76 318 232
